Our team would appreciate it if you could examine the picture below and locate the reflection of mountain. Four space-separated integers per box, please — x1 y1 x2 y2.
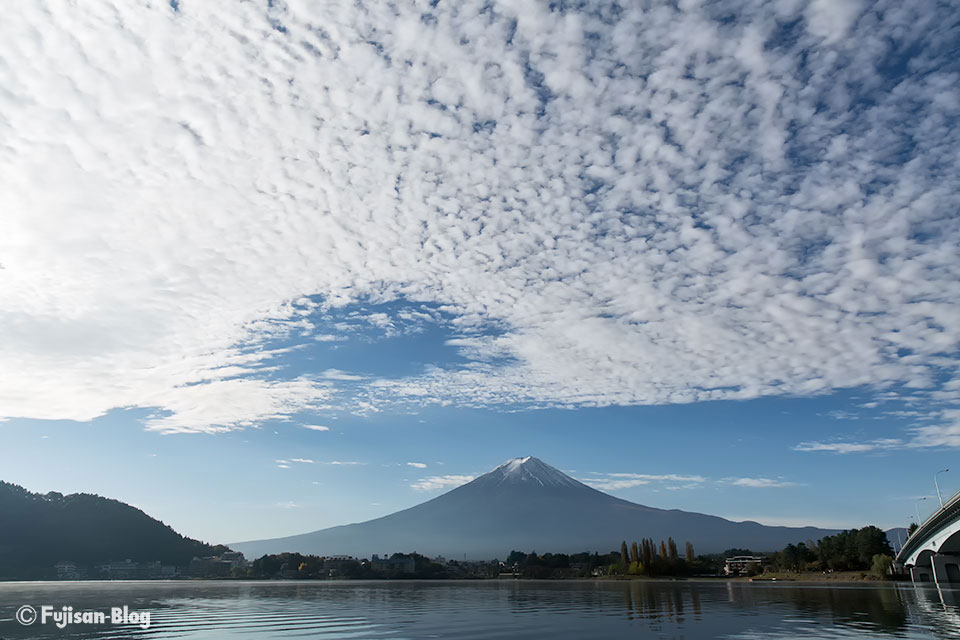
233 457 839 558
0 481 227 579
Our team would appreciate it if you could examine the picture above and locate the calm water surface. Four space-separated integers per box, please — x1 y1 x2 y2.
1 580 958 639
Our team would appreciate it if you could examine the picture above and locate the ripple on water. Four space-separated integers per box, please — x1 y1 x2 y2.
0 581 958 640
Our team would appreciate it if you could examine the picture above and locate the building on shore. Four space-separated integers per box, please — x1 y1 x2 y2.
221 551 248 570
371 554 417 574
188 556 233 578
161 565 181 578
54 555 244 580
97 560 140 580
322 555 356 576
724 555 767 575
139 561 162 579
94 559 164 579
188 551 248 577
54 561 83 580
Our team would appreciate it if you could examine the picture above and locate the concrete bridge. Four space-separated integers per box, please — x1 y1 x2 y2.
897 489 960 586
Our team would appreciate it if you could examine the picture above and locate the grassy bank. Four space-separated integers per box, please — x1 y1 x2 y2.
737 571 891 583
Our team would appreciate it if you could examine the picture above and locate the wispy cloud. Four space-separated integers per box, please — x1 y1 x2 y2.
794 440 903 454
411 475 476 491
582 472 801 490
726 477 802 489
581 473 707 491
276 458 315 467
276 501 300 509
303 424 330 432
325 461 365 466
796 410 960 453
406 462 427 469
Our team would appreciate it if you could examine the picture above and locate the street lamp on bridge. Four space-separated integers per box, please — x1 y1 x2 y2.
915 496 928 525
935 468 949 508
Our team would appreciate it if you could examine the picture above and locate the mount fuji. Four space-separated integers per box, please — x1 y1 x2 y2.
232 457 839 559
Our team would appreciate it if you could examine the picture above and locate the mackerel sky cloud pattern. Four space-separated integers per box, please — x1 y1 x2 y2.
1 0 958 435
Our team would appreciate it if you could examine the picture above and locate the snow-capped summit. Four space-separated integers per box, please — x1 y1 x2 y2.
479 456 585 489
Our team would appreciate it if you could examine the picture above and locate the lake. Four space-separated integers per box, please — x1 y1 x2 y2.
1 580 958 639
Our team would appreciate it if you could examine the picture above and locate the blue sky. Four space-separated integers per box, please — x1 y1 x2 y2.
1 0 959 546
0 303 956 543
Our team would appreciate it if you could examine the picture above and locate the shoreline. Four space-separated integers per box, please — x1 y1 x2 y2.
0 575 907 587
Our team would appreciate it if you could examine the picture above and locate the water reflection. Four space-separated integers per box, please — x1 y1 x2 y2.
913 585 960 639
0 580 958 639
723 581 910 633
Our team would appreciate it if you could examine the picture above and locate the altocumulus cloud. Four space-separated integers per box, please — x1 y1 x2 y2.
0 1 958 434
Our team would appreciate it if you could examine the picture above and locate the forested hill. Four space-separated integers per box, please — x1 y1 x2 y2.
0 481 227 579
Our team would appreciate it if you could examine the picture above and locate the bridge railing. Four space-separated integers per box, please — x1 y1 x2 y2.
910 489 960 536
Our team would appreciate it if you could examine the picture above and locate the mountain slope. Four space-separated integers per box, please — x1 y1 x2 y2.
0 481 228 578
232 457 839 559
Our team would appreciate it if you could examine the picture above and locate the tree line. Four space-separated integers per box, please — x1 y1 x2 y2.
505 551 621 578
248 552 448 579
757 526 895 578
611 537 700 576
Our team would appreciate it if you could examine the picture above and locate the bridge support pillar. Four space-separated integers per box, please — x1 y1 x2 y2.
911 565 933 583
931 554 960 586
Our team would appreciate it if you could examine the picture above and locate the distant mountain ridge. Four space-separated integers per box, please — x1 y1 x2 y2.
0 480 227 579
232 457 842 559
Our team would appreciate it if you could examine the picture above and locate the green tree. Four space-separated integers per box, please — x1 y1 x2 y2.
685 541 695 564
620 541 629 565
775 543 813 572
659 540 668 559
641 539 653 569
776 526 893 573
871 554 893 579
630 541 640 565
668 537 678 561
745 561 763 577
